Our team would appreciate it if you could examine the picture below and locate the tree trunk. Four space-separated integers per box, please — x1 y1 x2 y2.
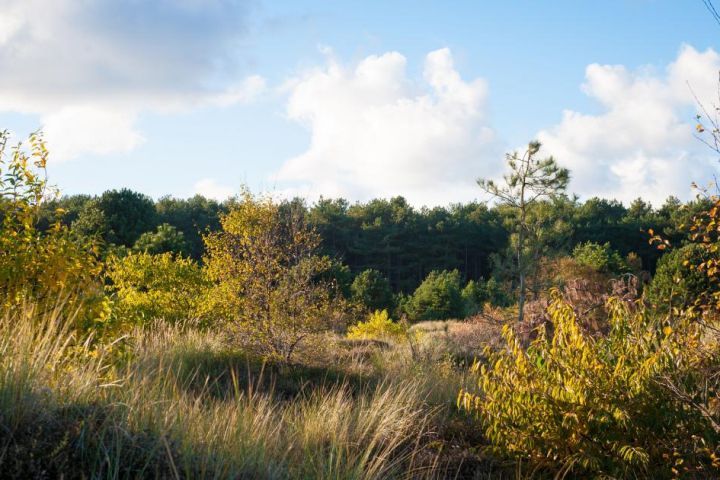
518 190 526 325
518 246 525 324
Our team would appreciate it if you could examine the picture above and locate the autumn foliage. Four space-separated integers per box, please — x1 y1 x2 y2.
203 190 349 361
0 131 107 328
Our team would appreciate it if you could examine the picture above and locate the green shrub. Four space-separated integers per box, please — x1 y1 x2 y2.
484 277 512 307
405 270 464 321
572 241 626 273
645 243 716 312
350 269 394 312
320 260 353 298
461 277 512 315
461 280 485 316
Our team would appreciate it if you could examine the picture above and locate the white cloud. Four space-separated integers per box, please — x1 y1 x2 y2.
537 45 720 205
41 105 144 160
0 0 264 160
274 48 500 205
193 178 235 200
275 44 720 206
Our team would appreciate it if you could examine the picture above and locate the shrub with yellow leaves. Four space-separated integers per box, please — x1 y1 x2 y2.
459 289 719 477
0 130 106 329
106 251 211 328
202 190 349 362
347 309 407 342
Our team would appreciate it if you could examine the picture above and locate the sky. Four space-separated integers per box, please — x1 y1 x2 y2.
1 0 720 206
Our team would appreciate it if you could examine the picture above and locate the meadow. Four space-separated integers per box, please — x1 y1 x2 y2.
0 300 510 479
3 131 720 479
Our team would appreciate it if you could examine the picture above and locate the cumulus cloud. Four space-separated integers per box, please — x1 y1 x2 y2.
537 45 720 205
0 0 264 160
276 45 720 206
41 105 144 160
274 48 500 205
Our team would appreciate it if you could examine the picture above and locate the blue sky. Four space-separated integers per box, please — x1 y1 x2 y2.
1 0 719 205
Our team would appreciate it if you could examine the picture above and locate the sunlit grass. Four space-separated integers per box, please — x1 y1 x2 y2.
0 304 444 479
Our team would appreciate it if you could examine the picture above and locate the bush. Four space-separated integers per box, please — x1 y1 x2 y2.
484 277 512 308
350 269 394 312
573 241 626 273
461 280 485 317
202 190 349 362
347 310 406 342
0 131 107 328
317 260 353 299
459 292 719 477
405 270 464 321
461 277 512 316
106 252 211 328
645 243 716 312
70 198 107 241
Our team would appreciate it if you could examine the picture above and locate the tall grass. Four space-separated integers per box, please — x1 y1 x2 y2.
0 304 440 479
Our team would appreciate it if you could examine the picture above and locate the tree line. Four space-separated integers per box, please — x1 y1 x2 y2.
38 186 708 293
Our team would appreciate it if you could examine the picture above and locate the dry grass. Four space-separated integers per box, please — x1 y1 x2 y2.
410 317 504 365
0 305 443 479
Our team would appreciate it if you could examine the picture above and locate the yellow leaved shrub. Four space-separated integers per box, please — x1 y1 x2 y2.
459 289 717 477
0 131 107 329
